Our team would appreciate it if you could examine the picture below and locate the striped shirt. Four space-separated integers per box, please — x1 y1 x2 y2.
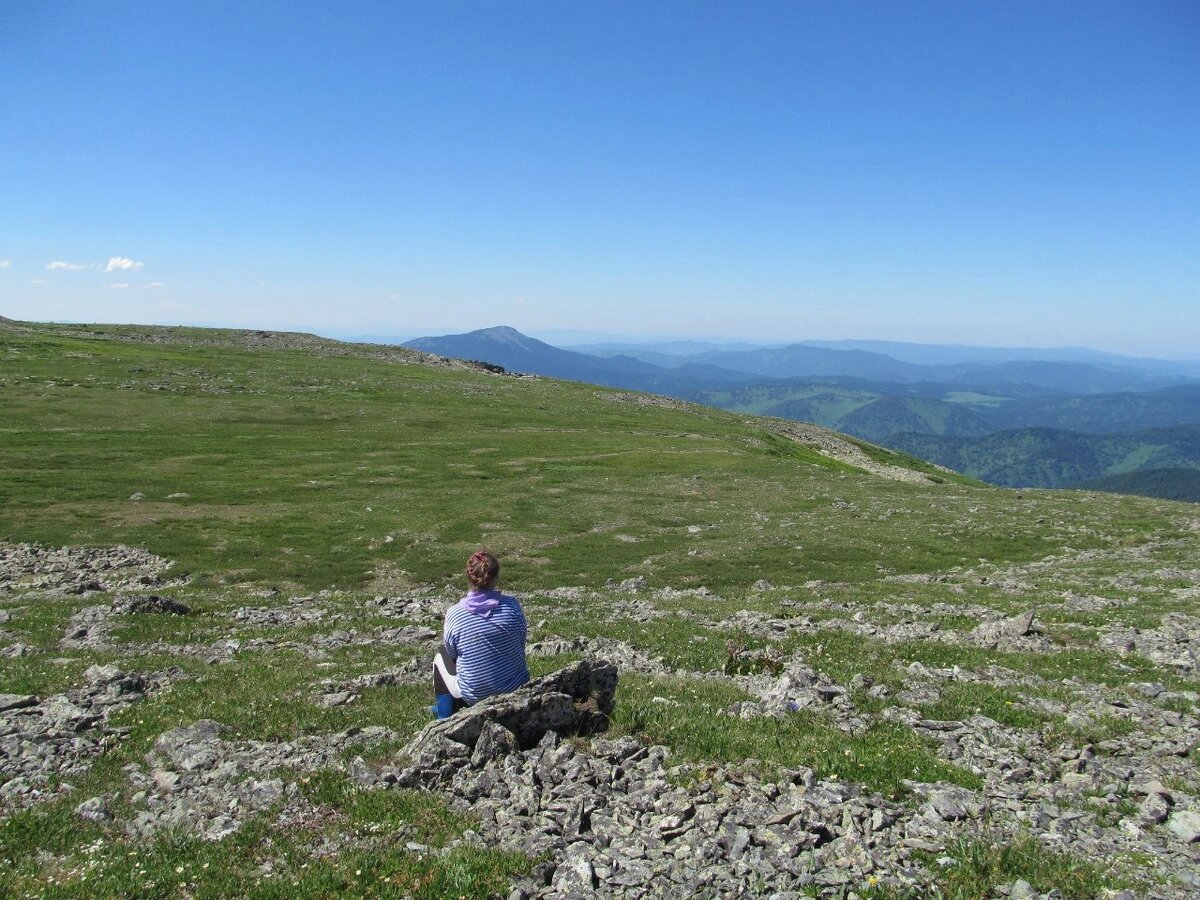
443 591 529 704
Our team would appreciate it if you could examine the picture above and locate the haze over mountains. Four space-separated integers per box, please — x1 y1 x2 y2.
403 326 1200 500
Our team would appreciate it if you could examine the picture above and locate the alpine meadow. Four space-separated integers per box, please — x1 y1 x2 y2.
1 319 1198 898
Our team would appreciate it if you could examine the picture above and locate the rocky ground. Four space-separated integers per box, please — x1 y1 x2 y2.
1 542 1198 898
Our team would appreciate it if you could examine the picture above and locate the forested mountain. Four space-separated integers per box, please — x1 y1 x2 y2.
694 381 1200 443
888 425 1200 489
1073 468 1200 502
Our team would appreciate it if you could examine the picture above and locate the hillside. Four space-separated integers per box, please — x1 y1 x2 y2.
1073 468 1200 503
3 319 980 592
1 320 1198 898
891 426 1200 490
402 328 1200 495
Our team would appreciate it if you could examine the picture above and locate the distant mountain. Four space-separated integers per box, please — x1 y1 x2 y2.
943 360 1191 395
567 340 773 367
410 327 1103 405
402 327 1200 492
887 425 1200 489
694 380 996 442
402 326 758 393
681 345 1193 394
984 385 1200 433
801 339 1200 378
694 380 1200 442
689 344 932 382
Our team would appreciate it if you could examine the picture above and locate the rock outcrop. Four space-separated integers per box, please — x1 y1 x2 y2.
400 658 617 763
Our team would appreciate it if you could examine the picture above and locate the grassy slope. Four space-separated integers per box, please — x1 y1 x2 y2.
3 322 1198 898
2 322 1149 594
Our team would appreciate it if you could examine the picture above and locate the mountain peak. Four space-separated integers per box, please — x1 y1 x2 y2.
468 325 536 346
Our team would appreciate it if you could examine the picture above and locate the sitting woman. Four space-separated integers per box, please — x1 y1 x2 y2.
432 550 530 718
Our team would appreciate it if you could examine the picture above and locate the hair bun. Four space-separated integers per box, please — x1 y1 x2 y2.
466 550 500 589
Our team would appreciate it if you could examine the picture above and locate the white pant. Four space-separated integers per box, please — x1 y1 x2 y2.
432 646 462 699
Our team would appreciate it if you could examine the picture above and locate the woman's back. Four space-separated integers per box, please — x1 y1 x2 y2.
443 589 529 703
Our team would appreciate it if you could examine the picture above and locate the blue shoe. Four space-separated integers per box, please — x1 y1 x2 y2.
432 693 455 719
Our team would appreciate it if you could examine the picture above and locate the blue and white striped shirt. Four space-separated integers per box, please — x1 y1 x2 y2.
443 591 529 704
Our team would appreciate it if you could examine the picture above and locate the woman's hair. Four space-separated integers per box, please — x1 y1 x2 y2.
466 550 500 590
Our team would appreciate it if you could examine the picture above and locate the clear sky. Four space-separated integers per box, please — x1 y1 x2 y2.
3 1 1198 356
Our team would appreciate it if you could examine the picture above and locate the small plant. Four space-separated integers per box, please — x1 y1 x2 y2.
723 635 786 676
919 831 1136 899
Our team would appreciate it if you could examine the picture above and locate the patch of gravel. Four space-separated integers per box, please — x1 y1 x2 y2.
0 665 181 813
704 601 1059 653
0 543 182 596
312 661 429 708
764 420 949 484
1098 613 1200 673
528 636 670 675
118 721 398 841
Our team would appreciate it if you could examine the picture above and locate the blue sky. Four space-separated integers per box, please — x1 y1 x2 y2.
3 1 1198 356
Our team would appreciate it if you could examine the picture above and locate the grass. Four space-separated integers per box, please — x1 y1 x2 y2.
0 813 530 899
920 683 1049 730
917 832 1136 900
3 321 1199 898
5 323 1177 593
610 674 980 798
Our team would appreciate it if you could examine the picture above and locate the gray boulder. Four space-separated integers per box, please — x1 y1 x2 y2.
1168 810 1200 844
969 609 1036 648
401 658 618 762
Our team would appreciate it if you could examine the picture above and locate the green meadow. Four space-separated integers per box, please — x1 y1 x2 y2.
1 323 1171 593
2 321 1196 898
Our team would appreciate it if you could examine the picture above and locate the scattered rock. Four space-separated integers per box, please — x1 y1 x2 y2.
1167 810 1200 844
0 667 179 812
112 594 191 615
0 542 181 595
126 722 396 840
1140 793 1172 825
969 609 1037 649
75 796 111 822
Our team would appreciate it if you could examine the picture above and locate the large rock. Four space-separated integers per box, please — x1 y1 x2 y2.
401 658 618 761
969 610 1037 648
1168 810 1200 844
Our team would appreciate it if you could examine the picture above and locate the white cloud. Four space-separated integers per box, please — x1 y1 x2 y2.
47 260 91 271
105 256 144 272
0 259 11 269
31 278 48 285
105 282 131 290
143 282 164 289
